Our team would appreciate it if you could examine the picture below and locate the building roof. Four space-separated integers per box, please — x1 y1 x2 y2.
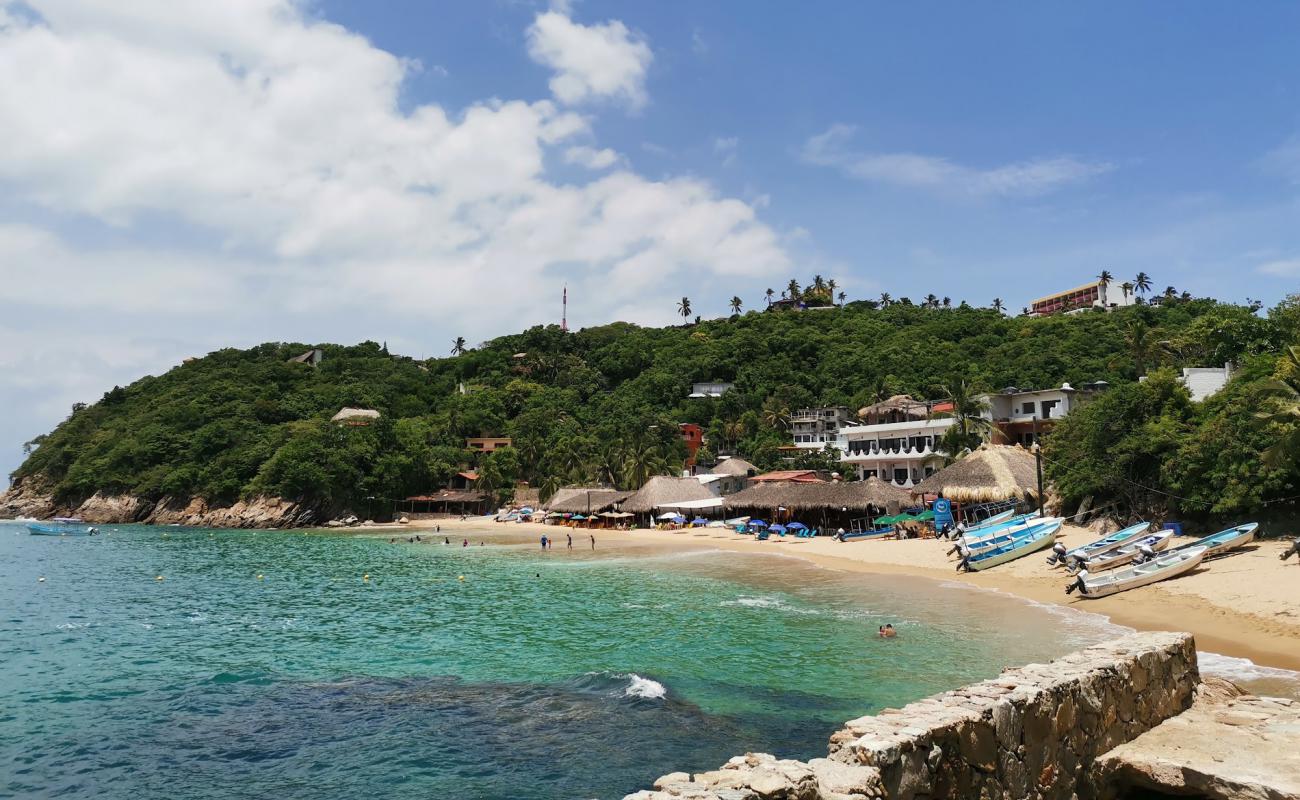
857 394 930 421
405 490 486 503
751 469 822 483
620 476 717 513
712 457 757 477
546 488 634 514
724 477 910 514
457 471 479 481
913 444 1041 503
331 407 380 423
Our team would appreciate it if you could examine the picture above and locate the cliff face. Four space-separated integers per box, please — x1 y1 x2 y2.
0 477 324 528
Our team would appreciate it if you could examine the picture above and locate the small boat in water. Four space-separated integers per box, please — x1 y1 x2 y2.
1069 531 1173 573
1047 522 1150 568
1069 546 1207 599
1166 522 1258 560
28 518 99 536
962 520 1061 571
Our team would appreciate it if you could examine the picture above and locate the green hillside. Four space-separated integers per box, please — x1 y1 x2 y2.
12 295 1300 521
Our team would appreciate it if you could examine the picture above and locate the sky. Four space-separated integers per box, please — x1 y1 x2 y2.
1 0 1299 482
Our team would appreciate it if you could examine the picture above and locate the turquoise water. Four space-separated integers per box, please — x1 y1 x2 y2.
1 522 1118 799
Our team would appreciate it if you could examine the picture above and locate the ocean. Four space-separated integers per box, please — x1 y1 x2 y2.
0 521 1288 799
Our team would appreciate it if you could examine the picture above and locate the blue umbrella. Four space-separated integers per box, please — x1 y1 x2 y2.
769 524 787 533
749 519 768 527
691 517 709 525
787 522 807 530
671 515 687 523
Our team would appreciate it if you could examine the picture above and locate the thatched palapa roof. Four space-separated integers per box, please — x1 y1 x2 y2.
713 457 757 477
621 476 716 514
857 394 928 422
546 488 633 514
724 477 910 514
913 444 1040 503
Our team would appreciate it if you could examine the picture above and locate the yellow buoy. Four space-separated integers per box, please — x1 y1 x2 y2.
155 575 164 581
363 574 370 581
38 576 46 583
458 575 465 581
257 574 264 580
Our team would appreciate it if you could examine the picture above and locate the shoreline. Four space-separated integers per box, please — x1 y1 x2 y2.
401 517 1300 674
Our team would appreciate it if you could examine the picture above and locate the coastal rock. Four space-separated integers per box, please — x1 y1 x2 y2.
0 477 58 520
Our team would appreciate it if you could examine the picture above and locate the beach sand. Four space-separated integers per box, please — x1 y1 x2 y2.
399 518 1300 673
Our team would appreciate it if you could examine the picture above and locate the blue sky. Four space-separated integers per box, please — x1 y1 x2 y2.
1 1 1299 481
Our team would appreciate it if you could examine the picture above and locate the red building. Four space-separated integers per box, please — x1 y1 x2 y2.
679 423 704 468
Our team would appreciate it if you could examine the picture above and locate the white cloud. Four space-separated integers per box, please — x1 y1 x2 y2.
713 136 738 167
0 0 789 478
563 145 621 169
1257 258 1300 277
526 10 652 110
800 124 1113 197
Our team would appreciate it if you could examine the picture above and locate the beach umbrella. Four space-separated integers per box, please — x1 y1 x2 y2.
706 520 726 528
787 522 807 530
691 517 709 526
873 514 898 525
657 511 679 520
914 509 936 521
749 519 768 527
571 514 586 520
769 524 787 534
671 514 687 524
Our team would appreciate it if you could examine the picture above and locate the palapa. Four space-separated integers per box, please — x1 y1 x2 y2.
620 476 716 514
712 457 758 477
856 394 929 422
545 488 633 514
724 477 909 514
913 444 1040 503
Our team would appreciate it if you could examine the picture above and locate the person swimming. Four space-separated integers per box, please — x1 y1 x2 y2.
878 624 896 638
462 538 468 547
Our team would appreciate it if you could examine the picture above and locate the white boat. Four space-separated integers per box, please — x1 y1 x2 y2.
965 517 1063 552
1070 531 1173 573
1047 522 1150 568
1166 523 1258 560
965 521 1061 571
963 509 1017 531
1071 546 1207 599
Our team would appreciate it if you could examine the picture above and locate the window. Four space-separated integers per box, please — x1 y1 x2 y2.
1021 401 1036 415
1041 399 1059 419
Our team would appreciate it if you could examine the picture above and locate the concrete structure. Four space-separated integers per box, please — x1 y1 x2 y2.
793 407 853 448
627 632 1203 800
1030 280 1135 316
331 407 380 426
688 381 734 399
287 347 324 366
466 437 511 453
1179 363 1232 402
678 423 704 468
983 384 1080 446
840 418 952 487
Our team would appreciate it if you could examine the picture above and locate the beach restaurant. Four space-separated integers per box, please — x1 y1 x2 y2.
723 476 911 533
912 444 1042 507
620 475 719 525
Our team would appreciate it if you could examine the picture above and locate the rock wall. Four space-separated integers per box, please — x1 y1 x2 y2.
0 479 323 528
628 631 1199 800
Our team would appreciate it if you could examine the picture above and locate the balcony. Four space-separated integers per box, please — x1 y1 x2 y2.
840 444 942 463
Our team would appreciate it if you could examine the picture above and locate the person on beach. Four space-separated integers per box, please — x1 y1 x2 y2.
1280 538 1299 563
541 535 547 550
878 624 896 638
444 537 450 545
566 533 572 550
590 534 595 550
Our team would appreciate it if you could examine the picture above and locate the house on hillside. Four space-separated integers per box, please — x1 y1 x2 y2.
688 381 734 399
466 437 512 454
288 348 324 366
331 407 380 426
792 407 852 448
449 471 478 491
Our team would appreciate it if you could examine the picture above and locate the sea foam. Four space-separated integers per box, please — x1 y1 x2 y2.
622 673 667 699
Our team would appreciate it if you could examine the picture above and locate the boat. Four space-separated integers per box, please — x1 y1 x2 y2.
964 517 1063 552
963 509 1017 531
1047 522 1151 568
964 520 1062 571
1071 546 1207 599
28 521 99 536
1069 531 1173 573
962 514 1044 543
1166 523 1259 560
840 526 894 541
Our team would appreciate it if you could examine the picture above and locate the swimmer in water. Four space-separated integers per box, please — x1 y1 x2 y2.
878 624 897 638
462 539 468 547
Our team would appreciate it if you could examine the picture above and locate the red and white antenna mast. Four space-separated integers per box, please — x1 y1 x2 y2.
561 283 568 332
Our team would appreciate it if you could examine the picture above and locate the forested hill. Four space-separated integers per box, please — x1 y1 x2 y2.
10 296 1299 521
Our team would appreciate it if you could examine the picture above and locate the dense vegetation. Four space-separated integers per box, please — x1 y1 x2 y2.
13 293 1299 522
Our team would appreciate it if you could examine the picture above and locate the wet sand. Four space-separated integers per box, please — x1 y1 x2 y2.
403 518 1300 673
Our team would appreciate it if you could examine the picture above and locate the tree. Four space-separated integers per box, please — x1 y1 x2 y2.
729 296 743 315
1134 272 1152 298
1163 286 1178 299
1098 270 1113 288
677 296 692 321
879 292 893 307
786 278 801 300
992 298 1005 313
1121 320 1155 377
761 396 790 431
936 379 991 455
1120 282 1134 304
1259 345 1300 468
827 278 838 301
451 337 467 356
924 293 939 309
837 291 847 306
764 288 775 306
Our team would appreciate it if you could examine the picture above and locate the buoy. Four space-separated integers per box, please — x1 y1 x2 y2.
155 575 164 581
38 576 46 583
256 574 264 580
363 574 370 581
458 575 465 581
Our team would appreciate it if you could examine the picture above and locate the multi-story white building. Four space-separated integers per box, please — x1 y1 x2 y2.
839 417 953 486
791 406 852 448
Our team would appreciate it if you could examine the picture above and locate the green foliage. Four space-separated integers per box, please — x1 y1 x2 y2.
14 301 1296 519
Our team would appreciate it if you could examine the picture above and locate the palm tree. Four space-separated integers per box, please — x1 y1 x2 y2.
761 397 790 431
1259 346 1300 468
786 278 801 300
1121 320 1154 376
677 296 692 321
1097 270 1113 288
764 288 775 306
937 379 992 456
837 290 846 306
1163 286 1177 299
1120 281 1134 304
827 278 838 301
942 296 951 308
451 337 467 356
992 298 1005 313
1133 272 1152 297
729 296 743 315
879 292 892 307
924 293 939 308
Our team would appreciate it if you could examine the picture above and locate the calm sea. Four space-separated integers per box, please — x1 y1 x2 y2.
0 520 1215 799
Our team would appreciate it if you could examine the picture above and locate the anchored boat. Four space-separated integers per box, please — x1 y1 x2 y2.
28 518 99 536
1069 531 1173 573
1047 522 1151 568
1070 546 1207 599
963 520 1061 571
1166 522 1258 560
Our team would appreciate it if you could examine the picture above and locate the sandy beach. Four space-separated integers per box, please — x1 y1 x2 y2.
404 518 1300 673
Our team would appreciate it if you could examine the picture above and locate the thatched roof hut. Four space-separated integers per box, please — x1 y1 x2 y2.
713 457 757 477
724 477 910 515
857 394 929 423
621 476 716 514
546 488 633 514
913 444 1040 503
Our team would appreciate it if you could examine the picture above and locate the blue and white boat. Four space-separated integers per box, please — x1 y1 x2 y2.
1070 531 1173 573
963 509 1018 531
964 520 1062 571
964 517 1063 552
1166 522 1258 560
1047 522 1151 568
28 518 99 536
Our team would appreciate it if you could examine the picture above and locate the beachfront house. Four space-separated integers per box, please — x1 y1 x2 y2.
688 381 734 399
791 406 852 448
836 396 954 487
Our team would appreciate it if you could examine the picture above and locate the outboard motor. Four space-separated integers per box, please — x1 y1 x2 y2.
1281 538 1300 562
1046 541 1068 566
1134 544 1156 565
1065 568 1090 595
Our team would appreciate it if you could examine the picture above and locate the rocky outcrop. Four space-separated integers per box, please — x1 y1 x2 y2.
626 632 1202 800
0 479 325 528
1092 676 1300 799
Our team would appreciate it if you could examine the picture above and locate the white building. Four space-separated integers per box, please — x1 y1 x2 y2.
981 384 1087 446
689 381 734 398
839 417 953 487
792 407 852 448
1140 364 1232 402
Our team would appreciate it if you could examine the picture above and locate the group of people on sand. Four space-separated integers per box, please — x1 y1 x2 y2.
540 533 595 550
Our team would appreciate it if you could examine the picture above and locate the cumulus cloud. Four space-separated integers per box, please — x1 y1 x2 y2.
1257 258 1300 277
526 10 652 110
800 124 1112 197
0 0 789 477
